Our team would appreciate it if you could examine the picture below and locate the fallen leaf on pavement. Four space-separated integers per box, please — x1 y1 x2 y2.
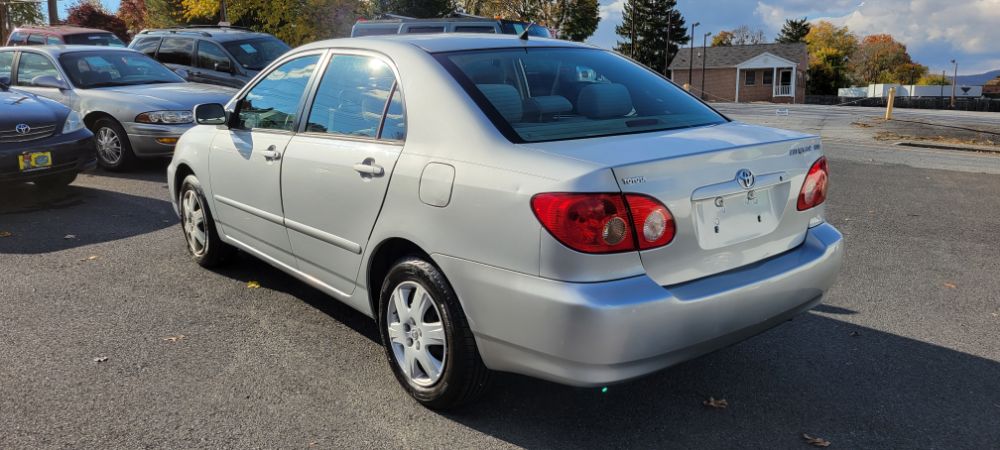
247 281 261 289
163 335 186 343
943 282 957 289
703 397 728 409
64 234 77 239
93 356 108 363
0 231 12 238
802 433 831 447
80 255 99 261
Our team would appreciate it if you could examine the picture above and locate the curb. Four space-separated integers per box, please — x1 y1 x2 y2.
894 141 1000 155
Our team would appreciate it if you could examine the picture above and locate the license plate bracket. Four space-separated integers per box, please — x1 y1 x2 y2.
694 188 779 249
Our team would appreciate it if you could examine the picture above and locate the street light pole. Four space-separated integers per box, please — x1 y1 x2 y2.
47 0 57 25
688 22 699 85
701 31 711 99
950 59 958 108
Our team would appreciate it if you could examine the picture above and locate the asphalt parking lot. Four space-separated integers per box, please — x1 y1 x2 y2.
2 106 999 448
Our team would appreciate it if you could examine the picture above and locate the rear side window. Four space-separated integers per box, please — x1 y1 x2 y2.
455 26 496 33
64 33 126 47
352 26 399 37
305 55 397 139
132 37 161 56
438 48 726 143
0 52 13 80
380 87 406 141
27 34 45 45
46 36 61 45
405 26 444 34
8 31 25 45
157 37 194 65
15 52 63 86
237 55 319 131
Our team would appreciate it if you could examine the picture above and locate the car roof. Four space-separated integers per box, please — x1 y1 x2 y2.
357 18 501 24
135 27 276 43
298 34 591 54
12 25 112 36
1 45 140 57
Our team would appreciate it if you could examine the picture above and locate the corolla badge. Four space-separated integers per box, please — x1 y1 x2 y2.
735 168 755 189
15 124 31 135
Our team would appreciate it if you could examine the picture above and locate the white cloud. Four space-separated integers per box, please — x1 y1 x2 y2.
599 0 626 20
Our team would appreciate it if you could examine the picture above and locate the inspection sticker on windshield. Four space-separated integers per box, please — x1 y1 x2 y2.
240 44 258 54
18 151 52 172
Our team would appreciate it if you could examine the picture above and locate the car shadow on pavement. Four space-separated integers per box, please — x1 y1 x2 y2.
0 183 175 254
443 313 1000 448
88 159 171 184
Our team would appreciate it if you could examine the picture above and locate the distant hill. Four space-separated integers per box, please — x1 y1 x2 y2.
954 69 1000 85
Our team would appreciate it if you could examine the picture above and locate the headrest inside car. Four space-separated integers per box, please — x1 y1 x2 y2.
577 83 633 119
477 84 523 123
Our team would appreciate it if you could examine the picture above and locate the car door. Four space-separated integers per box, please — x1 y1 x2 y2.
193 41 242 88
208 52 323 268
281 52 406 295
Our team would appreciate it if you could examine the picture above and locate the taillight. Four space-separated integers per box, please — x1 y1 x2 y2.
797 156 829 211
531 193 675 254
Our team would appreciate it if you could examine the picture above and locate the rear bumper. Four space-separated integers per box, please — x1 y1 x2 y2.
434 222 844 387
123 122 194 158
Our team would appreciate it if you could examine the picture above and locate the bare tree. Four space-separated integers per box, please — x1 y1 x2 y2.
730 24 766 45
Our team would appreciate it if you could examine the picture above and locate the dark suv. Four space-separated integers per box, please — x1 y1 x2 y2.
129 26 290 88
5 26 126 47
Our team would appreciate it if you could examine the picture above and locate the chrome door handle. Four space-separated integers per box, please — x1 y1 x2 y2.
262 145 281 161
353 158 384 178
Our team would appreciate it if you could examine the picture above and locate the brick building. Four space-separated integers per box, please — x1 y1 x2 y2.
669 43 808 103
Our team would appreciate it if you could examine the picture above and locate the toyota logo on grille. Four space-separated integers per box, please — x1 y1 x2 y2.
735 169 755 189
15 124 31 135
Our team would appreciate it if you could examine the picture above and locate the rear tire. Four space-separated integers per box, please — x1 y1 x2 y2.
178 175 235 268
92 117 136 171
378 257 491 410
33 172 77 189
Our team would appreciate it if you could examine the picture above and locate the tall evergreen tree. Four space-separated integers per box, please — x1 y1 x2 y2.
614 0 688 75
560 0 599 41
775 17 810 44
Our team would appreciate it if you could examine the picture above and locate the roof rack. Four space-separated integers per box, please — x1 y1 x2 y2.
137 28 213 37
379 13 415 19
185 24 253 31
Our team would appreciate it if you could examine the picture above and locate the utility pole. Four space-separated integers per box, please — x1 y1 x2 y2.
663 10 672 77
48 0 58 25
688 22 699 85
219 0 230 25
950 59 958 108
0 2 7 45
701 31 711 99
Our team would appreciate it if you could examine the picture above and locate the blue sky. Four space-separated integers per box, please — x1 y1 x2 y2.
78 0 999 75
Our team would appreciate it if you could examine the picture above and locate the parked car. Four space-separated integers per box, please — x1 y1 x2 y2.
168 35 843 409
0 46 236 170
5 26 127 47
129 26 290 88
352 14 553 38
0 77 95 188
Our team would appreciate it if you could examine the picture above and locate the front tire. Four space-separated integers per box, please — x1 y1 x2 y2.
93 117 136 171
378 257 491 410
179 175 235 268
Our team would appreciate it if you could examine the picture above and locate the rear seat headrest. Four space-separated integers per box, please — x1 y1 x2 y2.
476 84 523 123
577 83 633 119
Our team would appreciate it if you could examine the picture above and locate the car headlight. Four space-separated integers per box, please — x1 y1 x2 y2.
135 110 194 124
62 110 84 134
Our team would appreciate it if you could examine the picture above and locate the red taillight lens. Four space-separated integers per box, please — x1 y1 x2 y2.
797 157 828 211
625 194 676 249
531 193 675 253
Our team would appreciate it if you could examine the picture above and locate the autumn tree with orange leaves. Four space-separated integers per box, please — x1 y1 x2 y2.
850 34 927 85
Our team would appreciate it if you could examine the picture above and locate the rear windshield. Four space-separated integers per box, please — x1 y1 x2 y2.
223 38 290 70
437 48 726 143
64 33 126 47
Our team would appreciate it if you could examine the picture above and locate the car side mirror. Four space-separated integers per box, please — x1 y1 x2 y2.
32 75 69 90
214 61 234 74
195 103 228 126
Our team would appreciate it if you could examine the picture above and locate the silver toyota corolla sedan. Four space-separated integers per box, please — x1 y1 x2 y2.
0 45 236 170
167 34 843 409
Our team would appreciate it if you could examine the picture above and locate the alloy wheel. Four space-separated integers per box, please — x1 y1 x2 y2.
96 127 123 165
181 189 208 256
386 280 448 387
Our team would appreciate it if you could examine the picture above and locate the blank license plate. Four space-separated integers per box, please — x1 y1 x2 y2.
694 188 778 249
18 151 52 172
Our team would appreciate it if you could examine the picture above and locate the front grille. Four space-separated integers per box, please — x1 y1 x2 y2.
0 124 57 143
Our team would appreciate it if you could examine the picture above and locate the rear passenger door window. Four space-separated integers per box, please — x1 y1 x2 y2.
157 37 194 66
305 55 398 139
27 34 45 45
132 37 161 57
237 55 320 131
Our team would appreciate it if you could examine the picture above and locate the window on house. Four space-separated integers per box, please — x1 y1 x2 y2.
763 70 773 85
745 70 756 85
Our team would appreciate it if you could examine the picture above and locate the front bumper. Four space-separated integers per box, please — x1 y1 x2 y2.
123 122 194 158
433 222 844 387
0 131 96 183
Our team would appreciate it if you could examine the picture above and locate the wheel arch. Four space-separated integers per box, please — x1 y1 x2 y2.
366 237 434 318
173 163 195 202
82 111 117 130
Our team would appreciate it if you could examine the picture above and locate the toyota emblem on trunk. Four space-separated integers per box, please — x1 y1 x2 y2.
15 124 31 135
736 169 755 189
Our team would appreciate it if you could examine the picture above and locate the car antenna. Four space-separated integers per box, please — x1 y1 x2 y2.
519 22 535 41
